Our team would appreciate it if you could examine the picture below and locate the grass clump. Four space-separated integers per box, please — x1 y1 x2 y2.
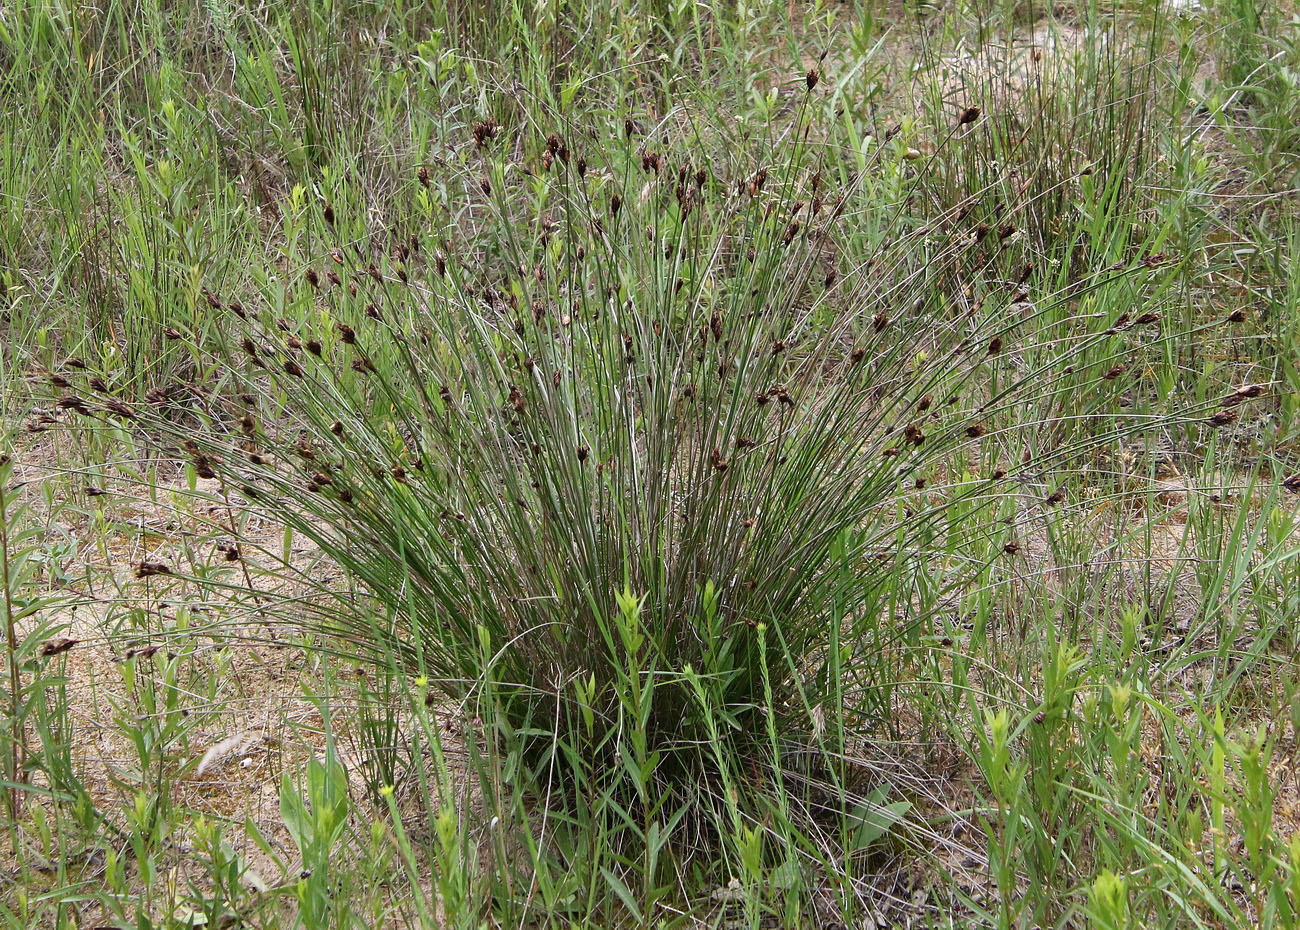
44 85 1251 923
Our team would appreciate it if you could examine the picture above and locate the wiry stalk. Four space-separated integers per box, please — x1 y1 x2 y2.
0 455 24 825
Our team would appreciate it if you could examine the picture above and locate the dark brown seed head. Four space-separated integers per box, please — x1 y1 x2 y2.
323 203 335 226
283 359 304 378
472 119 498 147
418 166 430 187
338 323 356 344
1208 409 1237 427
103 400 136 420
958 106 981 125
41 637 79 656
1223 384 1265 406
1046 490 1065 505
966 423 985 438
1226 308 1247 323
873 312 889 333
577 445 589 463
306 339 322 356
136 561 172 579
306 269 319 289
806 68 820 91
988 337 1003 355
